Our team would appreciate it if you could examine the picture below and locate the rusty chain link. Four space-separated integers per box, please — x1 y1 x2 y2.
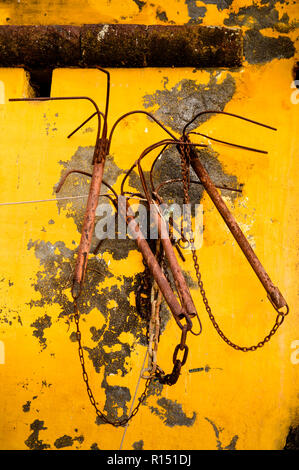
155 322 190 385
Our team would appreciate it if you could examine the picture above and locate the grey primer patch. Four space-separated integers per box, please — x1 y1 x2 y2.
143 74 236 134
133 440 144 450
24 420 50 450
185 0 207 24
30 314 52 349
149 145 240 207
96 383 131 425
149 397 196 427
205 417 238 450
200 0 233 11
56 146 136 261
224 1 298 33
56 146 123 235
54 434 84 449
244 30 295 64
284 425 299 450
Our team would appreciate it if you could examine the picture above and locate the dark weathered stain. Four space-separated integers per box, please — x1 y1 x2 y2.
156 8 168 22
284 425 299 450
244 29 295 64
54 434 84 449
54 434 74 448
132 0 146 11
22 400 31 412
149 397 196 427
133 440 144 450
143 74 236 134
205 417 239 450
24 420 50 450
0 306 21 326
30 314 52 349
90 442 100 450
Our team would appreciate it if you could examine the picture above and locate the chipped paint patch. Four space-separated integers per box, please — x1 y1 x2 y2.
224 1 298 33
24 420 50 450
54 434 84 449
205 417 238 450
284 425 299 450
143 73 236 133
132 439 144 449
149 397 196 427
22 400 31 412
30 314 52 349
185 0 207 24
244 30 295 64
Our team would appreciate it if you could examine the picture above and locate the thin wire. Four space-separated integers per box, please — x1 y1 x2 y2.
0 194 145 207
0 195 89 206
119 349 149 450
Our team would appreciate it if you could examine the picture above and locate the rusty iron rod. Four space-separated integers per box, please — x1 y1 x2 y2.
119 199 186 325
0 24 243 68
183 138 287 310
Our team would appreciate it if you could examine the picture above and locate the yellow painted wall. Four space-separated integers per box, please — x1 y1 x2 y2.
0 0 298 451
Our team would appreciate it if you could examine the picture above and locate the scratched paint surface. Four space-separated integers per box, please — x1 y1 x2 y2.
0 0 298 451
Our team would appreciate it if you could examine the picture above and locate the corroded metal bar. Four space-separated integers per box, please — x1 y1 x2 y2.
186 142 287 310
71 153 107 299
120 200 185 323
0 24 243 68
150 202 197 318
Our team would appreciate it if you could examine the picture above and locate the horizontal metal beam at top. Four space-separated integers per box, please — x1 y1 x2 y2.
0 24 243 69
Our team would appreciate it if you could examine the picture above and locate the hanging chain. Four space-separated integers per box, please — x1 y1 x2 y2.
179 140 289 352
154 321 190 386
73 301 151 427
73 139 290 425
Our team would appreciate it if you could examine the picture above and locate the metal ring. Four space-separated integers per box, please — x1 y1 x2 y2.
178 239 190 249
173 344 189 366
190 313 203 336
